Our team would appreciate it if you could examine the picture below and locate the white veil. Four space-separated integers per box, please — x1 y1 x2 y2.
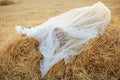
15 2 111 77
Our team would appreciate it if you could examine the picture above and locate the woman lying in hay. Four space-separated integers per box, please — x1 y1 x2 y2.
0 2 120 80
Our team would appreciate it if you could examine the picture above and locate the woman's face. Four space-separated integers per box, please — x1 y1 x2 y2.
54 28 65 42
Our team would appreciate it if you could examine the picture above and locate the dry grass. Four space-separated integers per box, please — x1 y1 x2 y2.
0 16 120 80
0 0 120 80
0 37 43 80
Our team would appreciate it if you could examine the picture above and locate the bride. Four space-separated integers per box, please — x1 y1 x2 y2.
15 2 111 77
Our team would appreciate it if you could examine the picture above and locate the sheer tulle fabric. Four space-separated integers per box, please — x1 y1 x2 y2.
16 2 111 77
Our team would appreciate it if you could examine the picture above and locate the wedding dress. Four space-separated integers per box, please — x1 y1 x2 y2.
15 2 111 77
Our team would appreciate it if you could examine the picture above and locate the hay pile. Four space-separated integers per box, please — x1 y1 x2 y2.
0 0 120 80
0 15 120 80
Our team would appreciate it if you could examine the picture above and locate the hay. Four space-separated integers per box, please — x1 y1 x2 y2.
0 0 120 79
0 37 43 80
0 16 120 80
0 0 15 6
